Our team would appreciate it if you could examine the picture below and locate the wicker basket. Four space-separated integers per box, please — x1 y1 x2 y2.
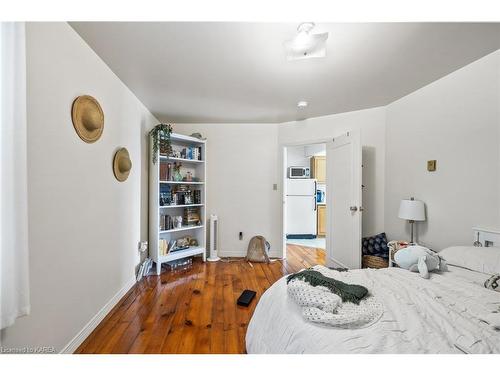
362 255 389 269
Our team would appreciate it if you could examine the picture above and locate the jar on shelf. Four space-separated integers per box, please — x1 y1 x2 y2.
193 190 201 204
184 191 193 205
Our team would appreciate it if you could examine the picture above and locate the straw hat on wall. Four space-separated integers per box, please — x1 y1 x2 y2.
113 148 132 182
71 95 104 143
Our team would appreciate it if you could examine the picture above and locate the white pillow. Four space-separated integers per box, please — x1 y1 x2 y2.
438 246 500 275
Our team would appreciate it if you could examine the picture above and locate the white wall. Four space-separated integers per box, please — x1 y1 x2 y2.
0 22 158 352
174 123 282 257
304 144 326 157
385 50 500 249
279 107 387 237
286 144 326 170
287 145 310 169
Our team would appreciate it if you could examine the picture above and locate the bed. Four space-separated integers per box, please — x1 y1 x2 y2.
246 240 500 354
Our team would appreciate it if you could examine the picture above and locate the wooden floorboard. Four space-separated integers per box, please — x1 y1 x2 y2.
76 244 325 354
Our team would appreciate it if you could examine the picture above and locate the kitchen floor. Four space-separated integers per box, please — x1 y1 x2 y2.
286 237 326 249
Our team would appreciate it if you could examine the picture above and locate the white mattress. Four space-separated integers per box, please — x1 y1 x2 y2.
246 265 500 354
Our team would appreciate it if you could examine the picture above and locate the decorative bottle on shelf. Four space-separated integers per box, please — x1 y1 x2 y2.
173 162 183 181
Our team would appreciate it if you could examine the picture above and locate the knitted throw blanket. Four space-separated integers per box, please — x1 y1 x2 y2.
287 269 368 304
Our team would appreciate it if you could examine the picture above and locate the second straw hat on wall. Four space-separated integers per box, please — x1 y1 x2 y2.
113 148 132 182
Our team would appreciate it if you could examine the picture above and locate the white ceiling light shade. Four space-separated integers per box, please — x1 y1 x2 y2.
284 22 329 61
297 101 308 108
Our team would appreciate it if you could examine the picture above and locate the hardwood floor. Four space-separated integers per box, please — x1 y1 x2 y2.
75 245 325 354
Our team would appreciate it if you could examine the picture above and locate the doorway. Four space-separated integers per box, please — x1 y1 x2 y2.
282 141 328 260
281 131 362 269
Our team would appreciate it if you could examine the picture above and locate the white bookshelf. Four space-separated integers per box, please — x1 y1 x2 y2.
159 181 205 185
149 132 207 275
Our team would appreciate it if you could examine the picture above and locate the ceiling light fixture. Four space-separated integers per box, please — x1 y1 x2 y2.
284 22 328 61
297 101 308 109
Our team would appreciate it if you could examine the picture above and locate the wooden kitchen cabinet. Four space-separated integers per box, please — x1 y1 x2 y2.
311 156 326 183
317 205 326 237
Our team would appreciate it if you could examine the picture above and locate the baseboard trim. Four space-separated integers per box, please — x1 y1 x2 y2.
60 276 136 354
218 251 282 259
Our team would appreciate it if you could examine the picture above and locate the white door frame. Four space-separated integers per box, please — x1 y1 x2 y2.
280 137 332 259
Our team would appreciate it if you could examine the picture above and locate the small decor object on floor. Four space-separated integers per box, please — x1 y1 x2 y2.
149 123 173 164
71 95 104 143
246 236 271 263
237 290 256 307
113 147 132 182
136 258 154 281
167 257 193 271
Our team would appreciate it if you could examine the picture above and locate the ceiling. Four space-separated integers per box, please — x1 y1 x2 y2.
70 22 500 123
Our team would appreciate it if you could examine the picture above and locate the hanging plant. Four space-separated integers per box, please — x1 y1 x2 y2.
149 123 173 164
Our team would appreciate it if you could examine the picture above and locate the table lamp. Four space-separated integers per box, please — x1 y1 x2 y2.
398 197 426 244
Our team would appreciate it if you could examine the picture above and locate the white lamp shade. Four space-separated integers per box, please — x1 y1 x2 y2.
398 199 426 221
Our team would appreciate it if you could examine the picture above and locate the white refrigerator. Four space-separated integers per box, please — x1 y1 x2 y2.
286 179 317 238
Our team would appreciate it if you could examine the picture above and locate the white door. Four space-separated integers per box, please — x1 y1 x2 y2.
286 196 317 235
326 131 362 269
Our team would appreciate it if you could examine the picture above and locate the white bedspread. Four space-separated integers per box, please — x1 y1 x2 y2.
246 265 500 353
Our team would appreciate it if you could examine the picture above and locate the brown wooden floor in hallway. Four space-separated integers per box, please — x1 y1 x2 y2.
75 244 325 354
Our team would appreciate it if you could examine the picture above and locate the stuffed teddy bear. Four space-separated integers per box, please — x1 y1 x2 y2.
394 245 447 279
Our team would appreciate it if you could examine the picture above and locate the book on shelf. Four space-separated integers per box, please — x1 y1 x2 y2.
168 239 177 253
159 214 174 231
160 162 168 181
178 146 202 161
183 207 201 226
159 239 168 256
159 239 189 256
158 162 173 181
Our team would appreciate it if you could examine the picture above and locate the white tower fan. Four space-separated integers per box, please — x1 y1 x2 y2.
208 214 220 262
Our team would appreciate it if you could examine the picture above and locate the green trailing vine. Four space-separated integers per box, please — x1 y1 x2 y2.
150 123 173 164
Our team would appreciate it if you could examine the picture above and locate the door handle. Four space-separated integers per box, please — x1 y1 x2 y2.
349 206 358 212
